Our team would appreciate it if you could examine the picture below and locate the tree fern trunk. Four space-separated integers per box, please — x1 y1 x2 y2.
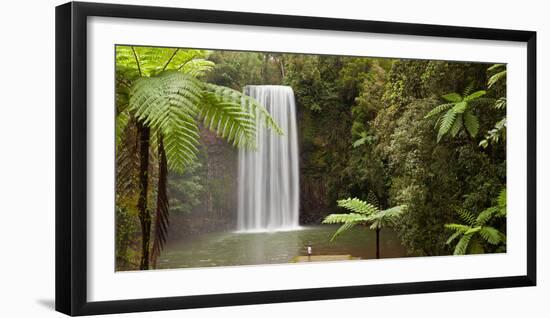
151 137 169 268
137 122 151 270
375 227 381 259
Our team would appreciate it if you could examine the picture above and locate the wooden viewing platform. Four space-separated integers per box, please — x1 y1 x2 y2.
291 255 359 262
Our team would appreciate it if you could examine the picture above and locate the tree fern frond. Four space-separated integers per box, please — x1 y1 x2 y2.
468 238 485 254
446 230 462 245
456 208 476 226
366 190 380 209
494 97 507 110
463 110 479 138
444 223 471 232
322 213 368 224
205 83 284 135
437 109 457 142
367 205 407 229
449 114 463 137
180 59 215 77
452 101 468 113
424 103 454 119
330 222 357 241
479 226 503 245
463 90 486 102
337 198 378 215
488 70 506 88
441 93 462 103
199 91 257 148
488 63 505 72
129 72 203 172
454 233 473 255
476 206 499 226
462 82 475 97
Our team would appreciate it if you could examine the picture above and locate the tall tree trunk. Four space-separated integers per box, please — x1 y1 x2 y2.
137 122 151 270
151 137 169 268
375 227 381 259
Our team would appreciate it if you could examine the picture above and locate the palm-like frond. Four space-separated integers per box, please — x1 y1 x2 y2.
322 213 368 224
337 197 378 215
445 188 506 255
453 233 473 255
366 190 380 209
199 91 257 148
428 89 485 142
437 109 457 142
129 72 202 172
479 226 504 245
488 71 506 88
456 208 476 226
366 205 407 229
329 221 359 241
463 90 486 102
206 84 284 135
424 103 454 119
463 110 479 138
442 93 462 103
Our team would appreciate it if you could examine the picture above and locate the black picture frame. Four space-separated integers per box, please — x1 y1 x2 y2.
55 1 537 316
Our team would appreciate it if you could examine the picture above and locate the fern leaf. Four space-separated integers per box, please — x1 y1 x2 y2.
468 238 485 254
437 109 457 142
456 208 476 226
424 103 454 119
446 231 462 245
206 84 283 136
488 63 505 72
463 90 486 102
479 226 503 245
449 114 463 137
337 198 379 215
330 222 357 241
453 233 473 255
476 206 499 226
444 223 471 233
463 110 479 138
322 213 368 224
441 93 462 103
452 101 468 114
494 97 507 110
488 70 506 88
366 190 380 209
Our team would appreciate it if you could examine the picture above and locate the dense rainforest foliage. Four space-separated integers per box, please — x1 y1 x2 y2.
115 46 506 270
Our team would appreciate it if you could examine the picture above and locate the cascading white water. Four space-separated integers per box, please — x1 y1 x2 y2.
237 85 300 232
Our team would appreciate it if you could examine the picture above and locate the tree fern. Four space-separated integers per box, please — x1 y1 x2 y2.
425 88 487 142
323 196 406 258
444 188 506 255
116 45 283 268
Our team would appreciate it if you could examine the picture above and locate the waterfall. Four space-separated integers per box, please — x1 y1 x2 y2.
237 85 300 232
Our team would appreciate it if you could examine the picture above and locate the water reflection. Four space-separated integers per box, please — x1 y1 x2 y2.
158 225 407 269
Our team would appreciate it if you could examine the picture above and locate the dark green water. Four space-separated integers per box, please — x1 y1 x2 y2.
158 225 407 269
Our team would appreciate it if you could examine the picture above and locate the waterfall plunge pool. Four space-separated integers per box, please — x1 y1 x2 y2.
157 225 407 269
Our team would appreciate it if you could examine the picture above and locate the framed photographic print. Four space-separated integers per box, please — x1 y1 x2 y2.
55 1 536 316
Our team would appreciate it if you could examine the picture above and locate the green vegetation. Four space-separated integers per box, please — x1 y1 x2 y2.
115 46 507 271
323 195 406 258
445 189 506 255
115 46 281 269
